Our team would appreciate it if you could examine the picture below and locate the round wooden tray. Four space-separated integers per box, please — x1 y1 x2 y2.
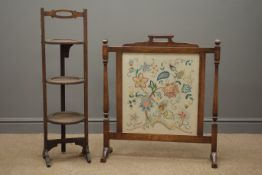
47 76 84 85
45 39 84 45
47 111 84 125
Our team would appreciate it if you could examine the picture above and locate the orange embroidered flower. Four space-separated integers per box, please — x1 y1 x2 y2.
162 83 179 98
132 73 149 89
140 97 153 111
158 101 167 112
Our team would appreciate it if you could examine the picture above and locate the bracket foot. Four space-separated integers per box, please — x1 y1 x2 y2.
42 149 52 168
82 145 91 163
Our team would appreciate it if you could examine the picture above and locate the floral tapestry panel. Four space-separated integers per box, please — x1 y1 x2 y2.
122 53 200 135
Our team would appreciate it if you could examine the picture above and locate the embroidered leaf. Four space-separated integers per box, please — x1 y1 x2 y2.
148 80 153 89
160 62 165 70
185 125 190 129
169 64 177 72
185 60 192 65
135 92 143 97
129 94 134 98
176 80 181 85
135 69 139 76
157 71 170 81
186 94 192 99
148 80 157 92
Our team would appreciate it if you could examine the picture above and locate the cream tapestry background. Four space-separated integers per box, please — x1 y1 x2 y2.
122 53 200 135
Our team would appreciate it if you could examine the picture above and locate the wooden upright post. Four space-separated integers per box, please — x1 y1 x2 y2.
211 39 221 168
101 40 112 162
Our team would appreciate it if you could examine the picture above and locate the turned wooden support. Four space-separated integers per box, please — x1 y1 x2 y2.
212 39 221 121
102 40 110 148
211 39 220 168
103 39 109 114
101 39 111 163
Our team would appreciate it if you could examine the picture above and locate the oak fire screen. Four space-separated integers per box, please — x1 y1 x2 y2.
101 35 221 168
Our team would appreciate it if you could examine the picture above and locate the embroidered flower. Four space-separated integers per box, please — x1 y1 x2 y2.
151 64 158 75
162 83 179 98
182 84 192 93
178 111 187 127
141 62 151 72
140 97 153 111
178 111 187 119
132 73 149 89
158 101 167 112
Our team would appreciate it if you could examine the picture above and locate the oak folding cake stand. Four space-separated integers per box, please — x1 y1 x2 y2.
101 35 221 168
40 8 90 167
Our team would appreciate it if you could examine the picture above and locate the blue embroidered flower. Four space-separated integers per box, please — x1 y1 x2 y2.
140 97 153 111
182 84 192 93
141 62 151 72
